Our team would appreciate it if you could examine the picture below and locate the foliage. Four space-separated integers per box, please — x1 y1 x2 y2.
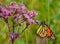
0 0 60 44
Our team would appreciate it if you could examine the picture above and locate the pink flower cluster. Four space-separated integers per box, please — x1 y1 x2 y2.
0 2 40 43
0 2 39 25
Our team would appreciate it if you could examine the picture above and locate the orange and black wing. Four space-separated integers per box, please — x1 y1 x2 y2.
45 25 55 40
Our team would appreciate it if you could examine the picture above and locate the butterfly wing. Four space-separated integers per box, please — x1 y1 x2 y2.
51 34 55 40
45 25 51 37
36 25 47 37
45 25 55 40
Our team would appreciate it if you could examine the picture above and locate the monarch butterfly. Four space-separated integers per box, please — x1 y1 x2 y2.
36 23 55 40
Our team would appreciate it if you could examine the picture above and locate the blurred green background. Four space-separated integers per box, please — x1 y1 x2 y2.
0 0 60 44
